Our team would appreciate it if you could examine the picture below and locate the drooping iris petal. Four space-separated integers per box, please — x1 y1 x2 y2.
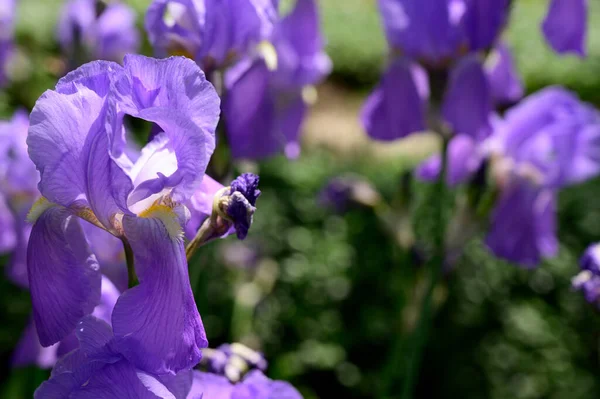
378 0 461 63
113 213 207 374
485 42 524 104
361 58 427 141
415 134 483 185
542 0 587 57
486 181 558 268
461 0 511 51
110 55 219 205
28 206 101 346
28 80 131 229
442 56 492 140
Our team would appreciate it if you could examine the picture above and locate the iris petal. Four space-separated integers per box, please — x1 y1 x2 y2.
112 213 207 374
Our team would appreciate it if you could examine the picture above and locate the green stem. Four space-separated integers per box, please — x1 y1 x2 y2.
400 134 450 399
122 238 137 289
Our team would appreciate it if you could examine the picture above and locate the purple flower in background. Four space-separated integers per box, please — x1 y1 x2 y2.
573 243 600 305
0 110 38 288
542 0 588 57
188 370 302 399
484 87 600 266
58 0 140 63
35 316 194 398
27 55 219 374
0 0 15 87
488 87 600 189
145 0 276 71
224 0 331 159
363 0 591 142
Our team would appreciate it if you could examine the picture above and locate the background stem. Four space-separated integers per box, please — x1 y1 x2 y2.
400 134 450 399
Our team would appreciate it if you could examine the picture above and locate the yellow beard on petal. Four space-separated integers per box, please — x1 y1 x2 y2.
139 203 183 241
26 197 54 223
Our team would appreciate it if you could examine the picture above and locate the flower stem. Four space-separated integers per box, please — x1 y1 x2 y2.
400 133 450 399
122 237 137 289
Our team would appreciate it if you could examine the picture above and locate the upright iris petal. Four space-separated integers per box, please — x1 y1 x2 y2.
542 0 587 57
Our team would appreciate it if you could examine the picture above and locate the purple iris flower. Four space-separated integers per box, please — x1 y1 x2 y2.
223 0 331 159
187 370 302 399
485 87 600 266
145 0 276 71
0 0 15 87
57 0 140 63
573 243 600 305
0 110 38 288
35 316 194 398
27 55 220 374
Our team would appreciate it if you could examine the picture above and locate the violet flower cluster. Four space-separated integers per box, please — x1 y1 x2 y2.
23 55 265 397
418 87 600 267
362 0 587 142
145 0 331 159
358 0 599 269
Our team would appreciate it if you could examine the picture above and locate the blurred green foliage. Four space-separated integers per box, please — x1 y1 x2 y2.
1 0 600 398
